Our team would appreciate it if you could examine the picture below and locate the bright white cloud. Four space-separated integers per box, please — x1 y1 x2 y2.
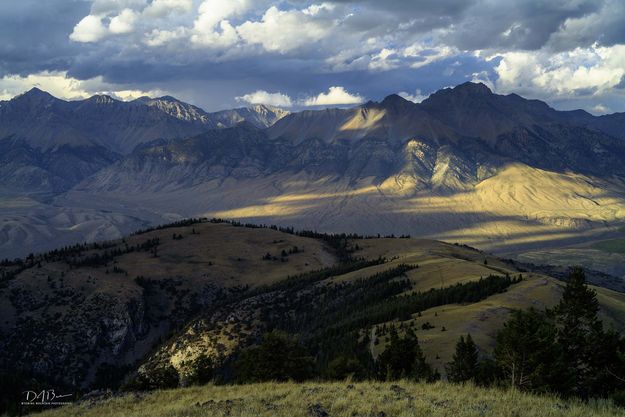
143 0 192 17
236 86 365 108
109 88 170 100
109 8 137 34
236 90 293 107
190 0 249 46
70 6 138 42
0 71 168 102
69 14 109 42
398 89 428 103
303 86 364 106
590 103 611 114
493 44 625 98
237 6 333 53
58 0 625 113
0 71 98 100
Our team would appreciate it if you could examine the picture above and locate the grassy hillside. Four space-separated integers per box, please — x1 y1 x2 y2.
37 381 624 417
2 218 625 405
136 230 625 383
0 220 336 389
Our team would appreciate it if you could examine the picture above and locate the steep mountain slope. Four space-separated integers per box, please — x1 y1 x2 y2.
0 137 118 195
56 84 625 257
0 90 288 196
4 83 625 258
587 112 625 140
266 94 457 145
212 104 290 129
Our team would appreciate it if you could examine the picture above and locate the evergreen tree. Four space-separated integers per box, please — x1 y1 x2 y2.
446 334 479 383
377 328 437 381
494 308 565 392
235 331 314 382
553 267 603 398
326 355 366 380
187 354 214 386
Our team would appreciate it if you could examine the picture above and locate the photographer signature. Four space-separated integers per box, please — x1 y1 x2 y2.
22 389 73 405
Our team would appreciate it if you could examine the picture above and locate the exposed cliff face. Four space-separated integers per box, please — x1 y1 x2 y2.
0 274 150 387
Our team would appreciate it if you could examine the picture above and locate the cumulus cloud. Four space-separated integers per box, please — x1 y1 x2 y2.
109 8 137 34
69 6 138 42
303 86 364 106
69 14 108 43
368 48 400 71
190 0 249 47
0 70 169 101
493 44 625 98
237 5 334 53
236 90 293 107
547 0 625 51
236 86 366 108
590 103 611 114
5 0 625 112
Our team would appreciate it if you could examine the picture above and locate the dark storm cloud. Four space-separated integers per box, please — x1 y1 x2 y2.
444 0 602 51
322 0 614 50
0 0 89 76
547 0 625 51
1 0 624 112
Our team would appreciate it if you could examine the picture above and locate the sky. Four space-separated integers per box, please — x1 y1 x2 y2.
1 0 625 114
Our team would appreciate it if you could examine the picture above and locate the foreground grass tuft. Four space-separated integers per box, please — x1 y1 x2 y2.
38 381 623 417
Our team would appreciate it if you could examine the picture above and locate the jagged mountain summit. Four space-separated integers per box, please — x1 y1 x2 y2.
0 89 289 195
2 82 625 259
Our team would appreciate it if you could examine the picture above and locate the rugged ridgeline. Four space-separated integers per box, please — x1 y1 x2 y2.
3 82 625 259
63 83 625 254
0 89 288 195
1 220 624 395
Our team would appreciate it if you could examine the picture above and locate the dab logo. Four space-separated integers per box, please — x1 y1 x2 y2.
21 389 73 406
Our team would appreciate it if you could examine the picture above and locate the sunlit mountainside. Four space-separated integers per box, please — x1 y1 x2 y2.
3 83 625 278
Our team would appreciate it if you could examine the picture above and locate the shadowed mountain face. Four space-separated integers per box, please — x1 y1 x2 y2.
79 83 625 191
3 83 625 258
0 89 288 195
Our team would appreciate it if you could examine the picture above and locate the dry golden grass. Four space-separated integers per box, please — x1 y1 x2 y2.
117 222 336 288
331 238 513 290
37 381 624 417
3 222 336 324
366 260 625 371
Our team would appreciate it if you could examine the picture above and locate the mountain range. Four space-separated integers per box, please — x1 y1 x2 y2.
0 88 288 195
2 82 625 262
